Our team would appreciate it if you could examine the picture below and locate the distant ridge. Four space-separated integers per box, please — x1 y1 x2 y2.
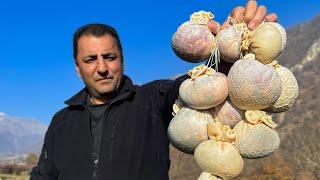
0 113 47 156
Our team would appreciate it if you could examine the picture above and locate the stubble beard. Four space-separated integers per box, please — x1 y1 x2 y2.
86 76 123 104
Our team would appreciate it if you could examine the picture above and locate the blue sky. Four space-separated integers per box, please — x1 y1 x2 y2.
0 0 319 125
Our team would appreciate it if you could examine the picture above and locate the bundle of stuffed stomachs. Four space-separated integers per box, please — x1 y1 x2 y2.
169 11 299 179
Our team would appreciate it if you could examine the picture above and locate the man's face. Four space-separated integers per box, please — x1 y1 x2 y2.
75 34 123 98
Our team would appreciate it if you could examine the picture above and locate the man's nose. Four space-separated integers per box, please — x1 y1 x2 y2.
97 58 108 74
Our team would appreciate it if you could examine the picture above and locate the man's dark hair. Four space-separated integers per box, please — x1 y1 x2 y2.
73 23 123 60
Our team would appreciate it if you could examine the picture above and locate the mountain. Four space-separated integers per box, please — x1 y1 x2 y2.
169 14 320 179
0 112 47 156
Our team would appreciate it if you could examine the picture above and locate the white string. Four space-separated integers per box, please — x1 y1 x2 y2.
206 48 220 72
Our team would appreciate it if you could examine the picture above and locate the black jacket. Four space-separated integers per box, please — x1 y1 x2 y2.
30 75 187 180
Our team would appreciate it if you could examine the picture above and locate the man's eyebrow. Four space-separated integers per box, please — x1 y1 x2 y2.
102 52 116 56
84 55 97 59
102 53 116 57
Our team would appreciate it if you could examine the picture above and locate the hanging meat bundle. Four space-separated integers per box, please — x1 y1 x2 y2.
169 10 298 180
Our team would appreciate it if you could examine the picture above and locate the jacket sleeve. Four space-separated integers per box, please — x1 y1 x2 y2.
157 74 189 125
30 114 59 180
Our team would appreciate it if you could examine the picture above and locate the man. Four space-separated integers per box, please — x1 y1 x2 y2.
31 1 277 179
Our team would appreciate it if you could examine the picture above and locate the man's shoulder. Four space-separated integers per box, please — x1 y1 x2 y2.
48 107 70 130
137 75 188 93
132 80 172 95
141 79 171 88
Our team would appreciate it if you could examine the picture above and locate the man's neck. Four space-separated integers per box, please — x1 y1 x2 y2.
89 97 108 105
88 89 120 105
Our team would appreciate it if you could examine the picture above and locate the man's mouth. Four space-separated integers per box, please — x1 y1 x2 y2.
97 77 113 82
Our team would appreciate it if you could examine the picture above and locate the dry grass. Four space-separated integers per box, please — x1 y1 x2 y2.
0 173 29 180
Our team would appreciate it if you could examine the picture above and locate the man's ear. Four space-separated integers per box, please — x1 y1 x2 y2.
122 61 124 73
75 63 82 78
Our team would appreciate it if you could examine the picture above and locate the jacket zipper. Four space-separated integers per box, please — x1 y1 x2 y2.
83 106 98 180
82 91 131 179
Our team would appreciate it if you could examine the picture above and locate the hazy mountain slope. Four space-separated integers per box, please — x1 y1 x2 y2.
0 113 47 155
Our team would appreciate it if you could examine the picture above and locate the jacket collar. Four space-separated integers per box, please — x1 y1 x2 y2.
65 75 135 107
